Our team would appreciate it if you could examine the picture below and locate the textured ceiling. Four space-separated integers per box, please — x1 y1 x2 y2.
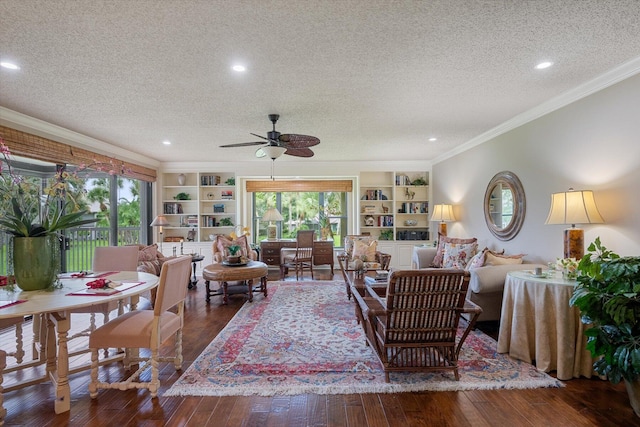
1 1 640 164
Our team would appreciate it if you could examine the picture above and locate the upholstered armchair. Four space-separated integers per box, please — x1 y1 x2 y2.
337 235 391 272
136 244 177 276
351 269 482 382
211 234 258 264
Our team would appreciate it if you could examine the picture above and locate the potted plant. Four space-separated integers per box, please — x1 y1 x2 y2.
1 139 99 290
174 192 191 200
226 245 242 264
570 237 640 417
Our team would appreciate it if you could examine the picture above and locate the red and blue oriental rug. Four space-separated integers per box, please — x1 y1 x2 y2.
164 280 561 396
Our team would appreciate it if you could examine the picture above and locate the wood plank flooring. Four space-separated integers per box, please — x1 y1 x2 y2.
2 267 639 426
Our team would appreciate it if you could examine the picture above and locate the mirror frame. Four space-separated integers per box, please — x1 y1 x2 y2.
483 171 526 241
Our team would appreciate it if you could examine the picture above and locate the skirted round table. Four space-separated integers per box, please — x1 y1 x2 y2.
202 260 268 304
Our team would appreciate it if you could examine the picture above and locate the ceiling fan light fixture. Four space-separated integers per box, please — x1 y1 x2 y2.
262 145 287 160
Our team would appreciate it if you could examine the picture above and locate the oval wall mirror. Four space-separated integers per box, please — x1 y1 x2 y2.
483 171 526 241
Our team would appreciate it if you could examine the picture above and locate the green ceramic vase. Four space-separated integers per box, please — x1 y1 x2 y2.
13 236 58 291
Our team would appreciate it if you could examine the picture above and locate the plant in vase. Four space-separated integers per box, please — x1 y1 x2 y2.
0 138 99 290
570 237 640 417
226 245 242 264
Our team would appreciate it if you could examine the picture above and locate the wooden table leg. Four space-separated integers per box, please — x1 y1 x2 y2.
48 312 71 414
247 279 254 302
205 280 211 302
262 276 268 298
222 282 229 305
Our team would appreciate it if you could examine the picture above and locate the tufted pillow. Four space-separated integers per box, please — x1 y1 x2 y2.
352 238 377 262
215 234 249 258
442 241 478 269
431 233 477 267
484 251 525 265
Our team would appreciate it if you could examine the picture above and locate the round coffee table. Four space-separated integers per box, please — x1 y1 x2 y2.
202 260 268 304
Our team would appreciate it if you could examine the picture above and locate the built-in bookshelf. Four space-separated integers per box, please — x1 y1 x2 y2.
359 171 429 242
160 172 236 243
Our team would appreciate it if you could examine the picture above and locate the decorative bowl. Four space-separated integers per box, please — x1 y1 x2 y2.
404 220 418 226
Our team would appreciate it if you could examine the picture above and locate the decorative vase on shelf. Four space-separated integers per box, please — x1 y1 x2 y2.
12 235 58 291
177 173 186 186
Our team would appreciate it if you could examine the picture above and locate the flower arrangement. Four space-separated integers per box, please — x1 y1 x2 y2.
556 257 579 280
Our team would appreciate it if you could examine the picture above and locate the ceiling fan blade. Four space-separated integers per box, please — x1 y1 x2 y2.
284 147 314 158
220 141 264 148
250 133 270 141
279 134 320 148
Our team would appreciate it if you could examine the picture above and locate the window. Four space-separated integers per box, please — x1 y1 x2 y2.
0 157 148 274
252 191 348 247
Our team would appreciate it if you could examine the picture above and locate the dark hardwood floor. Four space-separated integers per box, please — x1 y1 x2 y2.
3 267 640 426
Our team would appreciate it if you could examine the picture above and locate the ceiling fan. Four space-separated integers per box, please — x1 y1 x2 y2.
220 114 320 158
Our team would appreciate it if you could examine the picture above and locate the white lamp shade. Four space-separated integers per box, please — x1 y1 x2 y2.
150 215 170 227
545 190 604 226
430 204 456 222
262 208 284 222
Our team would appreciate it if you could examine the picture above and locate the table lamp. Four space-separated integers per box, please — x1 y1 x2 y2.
150 215 170 252
545 188 604 260
430 204 456 236
262 208 283 240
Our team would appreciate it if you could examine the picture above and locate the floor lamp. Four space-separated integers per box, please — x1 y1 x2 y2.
150 215 170 252
262 208 283 240
545 188 604 260
430 204 456 237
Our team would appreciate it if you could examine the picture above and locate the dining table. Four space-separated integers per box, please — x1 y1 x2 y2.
0 271 159 414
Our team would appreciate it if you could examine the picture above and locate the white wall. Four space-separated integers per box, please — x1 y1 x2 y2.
431 73 640 262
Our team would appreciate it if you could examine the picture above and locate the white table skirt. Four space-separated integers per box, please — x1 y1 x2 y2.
497 270 597 380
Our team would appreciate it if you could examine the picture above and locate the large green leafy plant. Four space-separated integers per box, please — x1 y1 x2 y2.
0 138 98 237
570 237 640 383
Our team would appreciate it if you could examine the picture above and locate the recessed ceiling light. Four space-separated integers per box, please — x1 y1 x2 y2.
428 137 437 142
0 61 20 70
232 65 246 72
535 61 553 70
162 140 171 145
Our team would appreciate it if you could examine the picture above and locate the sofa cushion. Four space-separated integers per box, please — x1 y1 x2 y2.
431 234 477 267
468 263 545 294
485 251 524 265
442 241 477 269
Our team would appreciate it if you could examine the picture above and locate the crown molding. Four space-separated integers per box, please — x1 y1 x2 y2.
0 107 159 169
433 56 640 164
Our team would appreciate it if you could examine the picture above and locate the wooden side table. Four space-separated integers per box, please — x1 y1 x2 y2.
202 260 268 304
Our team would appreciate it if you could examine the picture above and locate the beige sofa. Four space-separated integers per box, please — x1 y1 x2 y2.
412 246 545 322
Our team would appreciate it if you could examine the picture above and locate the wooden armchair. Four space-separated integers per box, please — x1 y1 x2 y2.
351 269 482 382
338 235 391 272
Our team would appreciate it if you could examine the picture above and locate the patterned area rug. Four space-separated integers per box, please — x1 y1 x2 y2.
165 280 562 396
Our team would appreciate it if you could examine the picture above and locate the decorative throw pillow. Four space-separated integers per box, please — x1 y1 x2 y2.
138 244 158 262
431 233 477 267
345 235 372 259
352 238 377 262
442 241 478 269
484 251 525 265
466 249 487 270
215 234 249 258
